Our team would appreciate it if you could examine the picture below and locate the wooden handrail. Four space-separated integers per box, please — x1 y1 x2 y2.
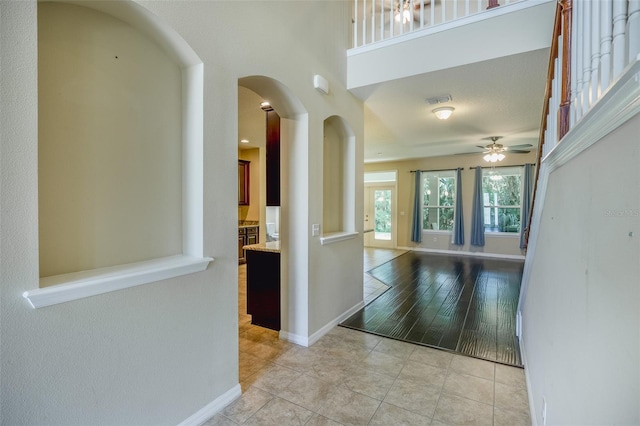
524 0 572 248
558 0 573 140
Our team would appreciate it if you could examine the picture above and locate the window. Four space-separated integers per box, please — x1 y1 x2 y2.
482 167 522 233
422 171 456 231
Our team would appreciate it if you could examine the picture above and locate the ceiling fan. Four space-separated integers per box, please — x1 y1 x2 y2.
375 0 431 27
477 136 532 162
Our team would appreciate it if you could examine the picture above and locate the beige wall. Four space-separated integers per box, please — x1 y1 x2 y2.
1 1 362 424
365 150 537 257
38 3 183 277
522 115 640 425
323 118 345 233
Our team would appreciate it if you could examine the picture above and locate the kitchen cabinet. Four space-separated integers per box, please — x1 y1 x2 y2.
238 160 250 206
245 244 280 331
265 108 280 206
238 225 258 263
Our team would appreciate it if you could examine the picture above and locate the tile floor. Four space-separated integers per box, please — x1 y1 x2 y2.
362 248 407 305
205 249 531 425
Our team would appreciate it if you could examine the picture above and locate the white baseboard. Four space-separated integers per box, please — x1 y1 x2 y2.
279 330 309 347
397 246 525 261
279 300 366 347
178 383 241 426
519 337 537 426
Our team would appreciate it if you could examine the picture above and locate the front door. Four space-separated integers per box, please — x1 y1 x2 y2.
364 185 395 248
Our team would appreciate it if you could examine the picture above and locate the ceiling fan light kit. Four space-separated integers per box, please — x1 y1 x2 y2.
484 152 505 162
433 106 454 120
482 136 506 162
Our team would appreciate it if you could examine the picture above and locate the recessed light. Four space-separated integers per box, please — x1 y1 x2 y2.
240 139 249 144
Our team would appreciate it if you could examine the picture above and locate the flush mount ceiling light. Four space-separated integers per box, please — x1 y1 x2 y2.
432 106 455 120
240 139 249 144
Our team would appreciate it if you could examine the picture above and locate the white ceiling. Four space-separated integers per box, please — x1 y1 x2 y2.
240 48 550 163
238 86 266 150
359 47 550 163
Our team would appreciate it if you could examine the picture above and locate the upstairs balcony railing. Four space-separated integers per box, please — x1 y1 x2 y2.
353 0 521 48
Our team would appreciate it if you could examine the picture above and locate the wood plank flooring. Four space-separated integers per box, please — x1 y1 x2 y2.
341 251 524 366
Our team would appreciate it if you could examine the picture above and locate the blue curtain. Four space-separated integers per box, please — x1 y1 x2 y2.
520 163 533 249
452 168 464 245
470 166 485 246
410 171 422 243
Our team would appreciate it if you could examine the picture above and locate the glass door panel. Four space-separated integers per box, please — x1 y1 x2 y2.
365 185 395 248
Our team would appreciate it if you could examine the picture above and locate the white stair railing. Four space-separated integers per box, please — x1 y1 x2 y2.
526 0 639 248
542 0 638 151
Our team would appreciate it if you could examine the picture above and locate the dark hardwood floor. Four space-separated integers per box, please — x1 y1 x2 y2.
341 251 524 366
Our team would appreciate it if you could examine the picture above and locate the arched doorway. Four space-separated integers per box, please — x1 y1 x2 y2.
237 76 310 344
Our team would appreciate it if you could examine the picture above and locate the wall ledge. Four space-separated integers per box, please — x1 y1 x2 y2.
320 231 359 246
24 255 213 309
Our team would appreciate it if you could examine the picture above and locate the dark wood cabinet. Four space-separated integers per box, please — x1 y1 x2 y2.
265 109 280 206
246 249 280 331
238 226 259 263
238 160 250 206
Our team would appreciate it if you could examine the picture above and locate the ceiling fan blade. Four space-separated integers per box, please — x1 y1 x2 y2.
509 150 531 154
476 145 487 150
505 144 533 150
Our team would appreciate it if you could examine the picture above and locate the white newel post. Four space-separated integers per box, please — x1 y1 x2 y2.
431 0 435 27
380 0 385 41
389 0 395 37
363 0 367 44
371 0 376 42
600 0 613 94
354 0 359 47
612 0 628 77
590 0 601 102
582 0 592 112
628 0 640 62
575 0 584 121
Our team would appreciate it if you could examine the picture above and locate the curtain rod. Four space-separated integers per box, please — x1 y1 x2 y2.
469 163 534 170
409 168 461 173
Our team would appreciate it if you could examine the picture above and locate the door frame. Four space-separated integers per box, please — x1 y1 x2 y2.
364 181 398 249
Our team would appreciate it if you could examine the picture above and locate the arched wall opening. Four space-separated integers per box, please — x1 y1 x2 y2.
26 0 209 308
322 115 356 237
238 75 310 341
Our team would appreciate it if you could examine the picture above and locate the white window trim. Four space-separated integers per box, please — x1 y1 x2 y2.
485 232 520 238
482 167 523 234
422 171 457 232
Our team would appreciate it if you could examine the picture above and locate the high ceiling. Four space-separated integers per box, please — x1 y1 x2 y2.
239 2 554 165
359 48 550 163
